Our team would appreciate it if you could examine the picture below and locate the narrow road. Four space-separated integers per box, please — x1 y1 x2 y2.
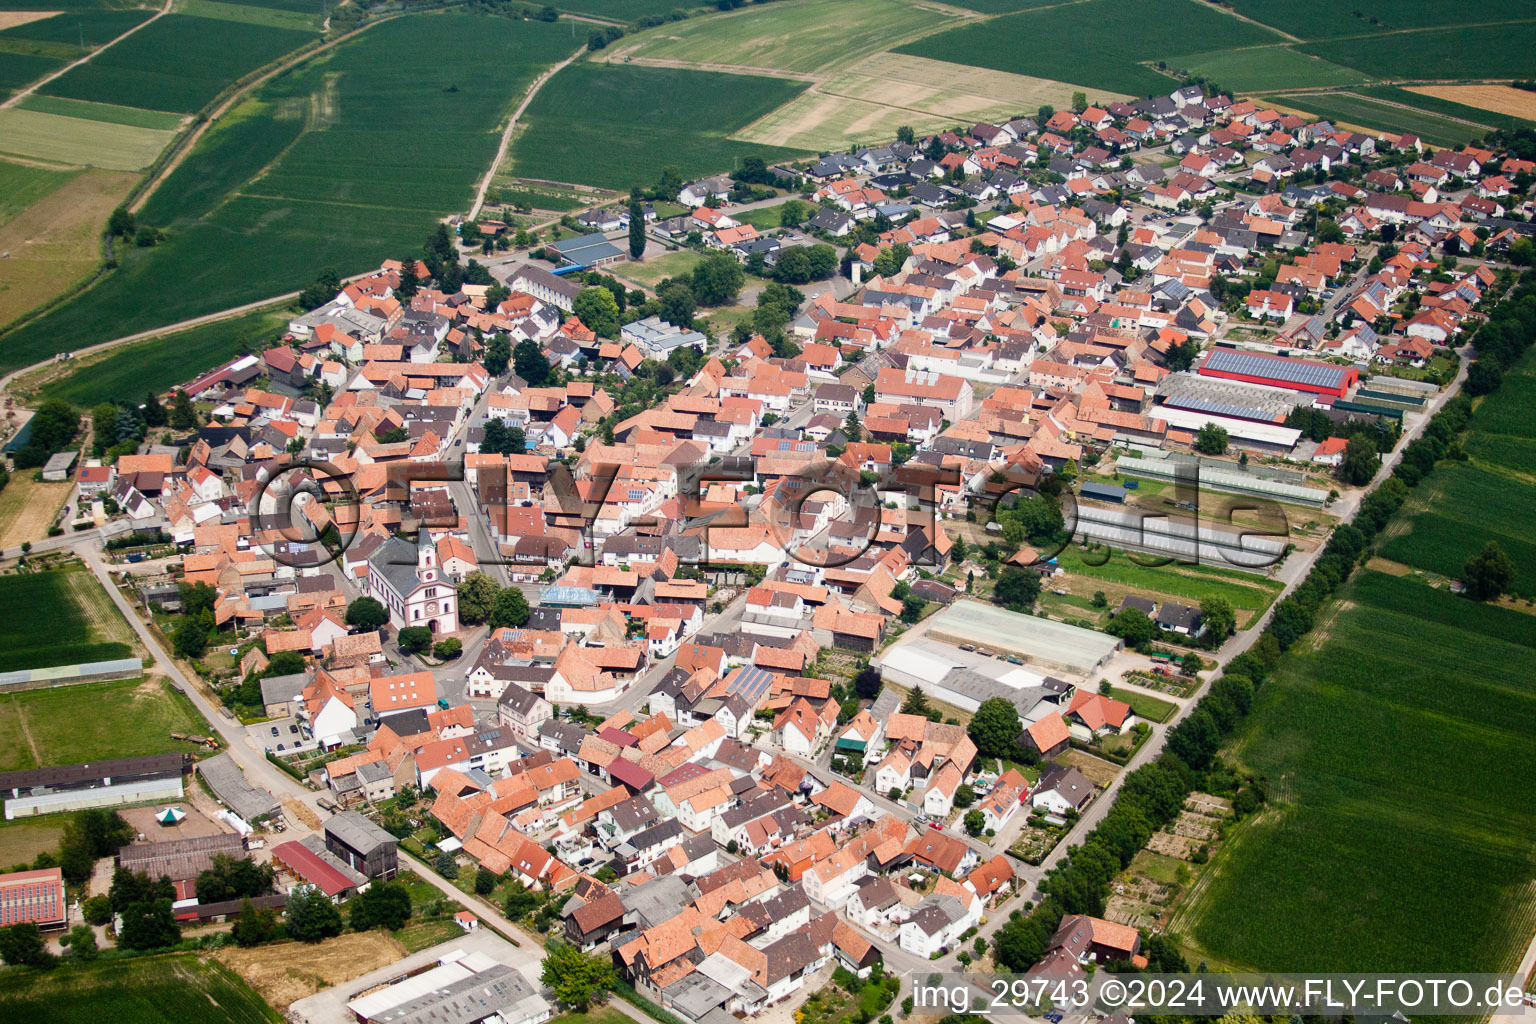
0 0 173 112
468 45 586 222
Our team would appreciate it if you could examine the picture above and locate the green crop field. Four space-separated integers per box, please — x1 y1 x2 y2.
1224 0 1536 41
895 0 1283 97
0 954 279 1024
0 565 136 674
1164 45 1366 93
0 13 575 375
0 52 63 99
42 307 291 406
0 8 152 45
1379 354 1536 592
1180 570 1536 973
614 0 956 75
506 63 810 191
550 0 711 21
0 159 80 223
1054 545 1284 612
0 677 216 771
1268 91 1490 147
178 0 321 31
17 93 184 129
1301 22 1536 82
39 13 315 113
926 0 1063 12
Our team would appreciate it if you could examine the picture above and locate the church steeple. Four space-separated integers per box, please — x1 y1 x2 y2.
418 529 436 582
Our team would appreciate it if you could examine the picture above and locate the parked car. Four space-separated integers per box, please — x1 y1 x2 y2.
270 727 280 736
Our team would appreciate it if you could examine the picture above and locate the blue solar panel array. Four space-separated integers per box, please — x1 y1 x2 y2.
726 665 774 704
1203 349 1349 389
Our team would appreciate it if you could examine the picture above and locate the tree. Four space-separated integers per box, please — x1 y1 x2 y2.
872 243 911 278
901 686 931 716
573 287 621 338
1464 540 1517 601
963 809 986 836
1194 422 1229 455
169 390 198 430
232 898 278 947
1166 335 1201 372
398 626 432 655
63 924 98 961
504 880 538 919
954 784 976 808
1199 597 1236 645
173 615 209 659
853 665 881 700
345 596 389 631
117 898 180 950
435 849 459 879
483 333 512 376
628 201 645 260
1107 607 1158 650
658 283 696 327
691 252 746 306
992 567 1041 612
900 594 925 624
1071 90 1087 111
513 339 553 386
968 697 1022 759
1340 434 1379 485
141 391 168 428
474 867 498 896
286 884 343 942
542 940 619 1010
80 894 112 926
195 854 274 903
0 923 50 966
457 571 499 624
489 586 530 628
433 637 463 660
350 881 413 931
773 246 813 284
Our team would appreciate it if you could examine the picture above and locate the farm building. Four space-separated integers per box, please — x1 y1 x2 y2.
549 233 626 269
1197 349 1358 399
1079 482 1127 504
924 601 1121 678
0 867 67 930
0 753 185 820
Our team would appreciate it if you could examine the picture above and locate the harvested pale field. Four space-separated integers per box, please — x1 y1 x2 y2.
735 52 1127 150
0 11 59 31
0 106 176 170
0 473 72 550
1056 748 1123 787
217 931 407 1008
1407 84 1536 122
0 166 135 329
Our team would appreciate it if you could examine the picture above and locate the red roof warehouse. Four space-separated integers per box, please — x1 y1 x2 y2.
1197 349 1358 399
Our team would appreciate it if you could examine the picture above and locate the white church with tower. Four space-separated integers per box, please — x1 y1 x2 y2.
364 531 460 634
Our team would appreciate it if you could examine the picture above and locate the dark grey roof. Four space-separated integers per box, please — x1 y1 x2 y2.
325 810 398 856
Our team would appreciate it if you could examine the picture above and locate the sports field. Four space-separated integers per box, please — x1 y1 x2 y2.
505 63 811 191
895 0 1283 97
610 0 960 75
0 13 576 372
39 13 315 113
0 954 280 1024
736 53 1122 151
0 105 177 168
40 306 291 406
1175 571 1536 973
0 164 137 329
0 564 138 674
1162 45 1366 93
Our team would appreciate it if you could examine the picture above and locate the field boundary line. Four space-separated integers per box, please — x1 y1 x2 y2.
469 43 586 221
8 695 42 766
0 0 174 112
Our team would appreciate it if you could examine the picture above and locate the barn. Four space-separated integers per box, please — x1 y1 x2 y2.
1197 349 1358 399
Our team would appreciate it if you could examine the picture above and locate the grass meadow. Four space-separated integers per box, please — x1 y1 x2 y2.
38 13 315 113
0 159 79 224
0 13 575 373
1054 545 1283 612
17 93 184 129
0 105 176 168
895 0 1282 97
504 63 810 191
1182 570 1536 972
0 955 280 1024
0 677 215 772
1164 45 1366 93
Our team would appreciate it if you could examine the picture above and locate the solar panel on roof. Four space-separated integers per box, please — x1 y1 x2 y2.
1203 349 1347 389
